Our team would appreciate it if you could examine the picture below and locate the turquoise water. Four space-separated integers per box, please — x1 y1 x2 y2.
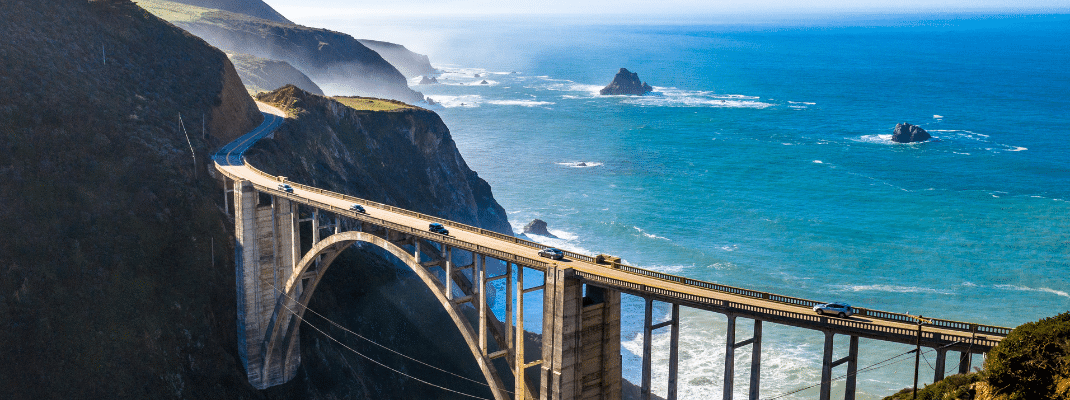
324 14 1070 399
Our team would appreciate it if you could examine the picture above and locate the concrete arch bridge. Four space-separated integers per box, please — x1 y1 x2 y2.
214 105 1010 400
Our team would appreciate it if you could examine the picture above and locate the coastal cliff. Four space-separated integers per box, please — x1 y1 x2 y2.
0 0 262 397
227 53 324 95
135 0 424 103
248 85 512 234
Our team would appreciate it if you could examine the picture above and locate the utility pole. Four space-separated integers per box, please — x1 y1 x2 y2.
909 314 931 400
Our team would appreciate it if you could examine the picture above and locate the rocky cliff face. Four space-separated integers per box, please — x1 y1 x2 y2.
248 85 512 234
356 39 436 79
0 0 262 398
136 0 424 103
228 53 324 95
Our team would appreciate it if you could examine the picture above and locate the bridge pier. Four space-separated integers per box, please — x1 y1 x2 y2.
819 331 858 400
722 315 762 400
541 266 621 400
233 180 301 389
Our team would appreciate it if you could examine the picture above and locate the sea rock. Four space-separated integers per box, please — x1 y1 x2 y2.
523 219 557 238
891 122 932 143
473 73 481 77
600 67 653 95
479 80 489 85
418 75 439 85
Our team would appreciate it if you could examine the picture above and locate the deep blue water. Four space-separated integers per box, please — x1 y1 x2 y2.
320 14 1070 399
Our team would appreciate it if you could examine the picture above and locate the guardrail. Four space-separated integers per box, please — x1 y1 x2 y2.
216 119 1012 341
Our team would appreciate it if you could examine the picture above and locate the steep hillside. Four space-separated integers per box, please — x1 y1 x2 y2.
0 0 262 398
228 53 324 95
159 0 292 24
357 39 436 78
135 0 425 103
248 85 512 234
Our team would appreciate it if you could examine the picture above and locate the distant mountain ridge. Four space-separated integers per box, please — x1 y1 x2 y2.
162 0 292 24
136 0 433 102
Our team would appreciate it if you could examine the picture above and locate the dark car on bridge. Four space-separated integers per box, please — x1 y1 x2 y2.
429 223 449 235
814 302 856 318
277 183 293 193
349 204 366 213
538 247 564 260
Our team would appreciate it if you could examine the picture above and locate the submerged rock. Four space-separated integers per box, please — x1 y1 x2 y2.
479 80 489 85
891 122 932 143
523 219 557 238
600 67 653 95
418 75 439 85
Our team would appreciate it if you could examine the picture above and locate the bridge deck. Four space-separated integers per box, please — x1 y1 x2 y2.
216 104 1010 355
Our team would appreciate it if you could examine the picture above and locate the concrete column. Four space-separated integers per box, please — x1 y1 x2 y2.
958 352 971 374
641 298 653 400
516 265 526 400
445 246 453 300
820 331 834 400
540 266 584 400
934 349 947 382
845 336 858 400
667 304 680 400
505 262 513 363
478 254 487 355
724 315 736 400
311 209 319 245
234 181 259 383
749 321 762 400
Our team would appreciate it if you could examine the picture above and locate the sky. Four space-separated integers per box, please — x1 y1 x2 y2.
261 0 1070 20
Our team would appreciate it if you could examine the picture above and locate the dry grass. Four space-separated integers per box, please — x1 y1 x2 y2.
333 96 413 112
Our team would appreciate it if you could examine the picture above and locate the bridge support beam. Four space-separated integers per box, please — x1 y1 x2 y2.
934 349 947 382
958 351 972 374
818 331 859 400
541 266 621 400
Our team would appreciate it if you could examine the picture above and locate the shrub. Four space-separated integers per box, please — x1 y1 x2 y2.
984 312 1070 400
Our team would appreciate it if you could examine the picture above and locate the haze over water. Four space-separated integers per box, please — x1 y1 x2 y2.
316 13 1069 399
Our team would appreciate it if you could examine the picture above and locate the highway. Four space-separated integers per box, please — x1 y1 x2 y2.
215 103 1010 354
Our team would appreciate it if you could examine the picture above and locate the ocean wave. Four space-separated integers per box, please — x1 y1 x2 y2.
427 94 483 108
622 88 773 109
486 99 554 107
788 101 817 105
995 284 1069 298
632 226 670 241
556 161 602 168
831 284 954 295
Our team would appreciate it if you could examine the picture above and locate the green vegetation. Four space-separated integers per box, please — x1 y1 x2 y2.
333 96 414 112
884 373 983 400
984 312 1070 399
882 312 1070 400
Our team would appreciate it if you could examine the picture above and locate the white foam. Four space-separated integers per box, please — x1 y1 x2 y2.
1007 146 1028 152
632 226 670 241
995 284 1070 298
832 284 954 295
857 134 894 144
486 99 554 107
623 88 773 109
813 160 823 164
556 161 603 168
427 94 483 108
933 114 944 119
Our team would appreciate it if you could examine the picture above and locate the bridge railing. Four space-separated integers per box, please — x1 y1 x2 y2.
230 162 1011 339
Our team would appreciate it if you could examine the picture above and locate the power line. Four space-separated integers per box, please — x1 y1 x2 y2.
277 300 494 400
268 282 514 395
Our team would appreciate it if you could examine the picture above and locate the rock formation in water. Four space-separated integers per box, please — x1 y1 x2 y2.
418 75 439 84
600 67 653 95
891 122 932 143
523 219 557 238
480 79 489 85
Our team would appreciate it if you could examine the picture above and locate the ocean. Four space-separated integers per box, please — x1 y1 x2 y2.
308 13 1070 399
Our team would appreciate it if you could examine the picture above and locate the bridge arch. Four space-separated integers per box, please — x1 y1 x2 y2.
260 230 509 400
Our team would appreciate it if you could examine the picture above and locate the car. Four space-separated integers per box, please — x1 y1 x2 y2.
813 302 856 318
349 204 366 213
429 223 449 235
277 184 293 193
538 247 564 260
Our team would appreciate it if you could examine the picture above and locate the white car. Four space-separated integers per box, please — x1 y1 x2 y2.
538 248 564 260
813 302 855 318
